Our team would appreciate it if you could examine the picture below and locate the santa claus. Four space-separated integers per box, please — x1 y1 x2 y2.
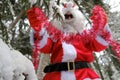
27 1 112 80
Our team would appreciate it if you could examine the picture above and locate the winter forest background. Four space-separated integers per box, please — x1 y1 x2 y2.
0 0 120 80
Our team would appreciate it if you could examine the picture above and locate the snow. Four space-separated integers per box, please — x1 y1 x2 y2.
104 0 120 12
0 39 15 80
0 38 38 80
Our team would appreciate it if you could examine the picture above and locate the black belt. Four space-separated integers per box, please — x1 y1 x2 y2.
44 61 89 73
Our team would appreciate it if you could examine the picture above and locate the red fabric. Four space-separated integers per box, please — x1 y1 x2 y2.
43 72 61 80
107 40 120 61
27 5 120 79
89 5 107 39
32 31 41 70
41 33 104 80
27 7 47 31
27 7 48 70
75 68 100 80
91 5 107 31
40 38 53 53
43 69 100 80
48 33 107 63
90 5 120 60
89 5 120 60
32 48 39 70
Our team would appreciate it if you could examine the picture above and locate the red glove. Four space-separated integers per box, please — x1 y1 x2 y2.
90 5 108 31
27 7 47 31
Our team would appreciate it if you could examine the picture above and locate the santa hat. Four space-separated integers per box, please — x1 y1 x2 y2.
62 1 79 14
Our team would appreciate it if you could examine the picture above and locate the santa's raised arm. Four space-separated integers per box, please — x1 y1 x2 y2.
27 2 111 52
26 1 119 80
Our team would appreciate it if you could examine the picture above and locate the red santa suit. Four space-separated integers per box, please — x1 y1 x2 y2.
27 2 112 80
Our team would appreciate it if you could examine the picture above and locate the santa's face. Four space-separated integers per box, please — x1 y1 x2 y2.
59 2 84 33
63 9 77 23
62 2 79 23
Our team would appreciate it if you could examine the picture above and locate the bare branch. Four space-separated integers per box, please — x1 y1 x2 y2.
8 0 15 16
8 8 26 31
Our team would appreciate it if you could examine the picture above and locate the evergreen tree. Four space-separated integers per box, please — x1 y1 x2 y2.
0 0 120 80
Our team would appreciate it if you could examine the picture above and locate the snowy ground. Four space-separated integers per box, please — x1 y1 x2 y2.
0 38 38 80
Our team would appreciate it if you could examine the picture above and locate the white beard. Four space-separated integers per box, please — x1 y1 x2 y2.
62 18 84 34
52 8 85 34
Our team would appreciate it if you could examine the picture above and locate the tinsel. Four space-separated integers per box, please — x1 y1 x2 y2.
27 5 120 70
27 7 46 70
90 5 120 61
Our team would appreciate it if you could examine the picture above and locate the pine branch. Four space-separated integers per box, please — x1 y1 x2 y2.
94 55 105 80
8 0 15 16
8 6 26 31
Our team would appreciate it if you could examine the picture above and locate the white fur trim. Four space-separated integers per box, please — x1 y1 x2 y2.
104 24 112 39
62 42 77 62
104 24 112 34
30 29 34 46
39 27 46 36
95 23 113 46
30 27 47 47
40 30 49 49
95 24 112 46
95 36 108 46
83 78 101 80
61 42 77 80
61 71 76 80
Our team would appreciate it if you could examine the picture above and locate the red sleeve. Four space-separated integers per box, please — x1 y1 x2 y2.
86 37 107 52
27 7 62 54
27 7 56 70
82 5 108 52
40 38 53 53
